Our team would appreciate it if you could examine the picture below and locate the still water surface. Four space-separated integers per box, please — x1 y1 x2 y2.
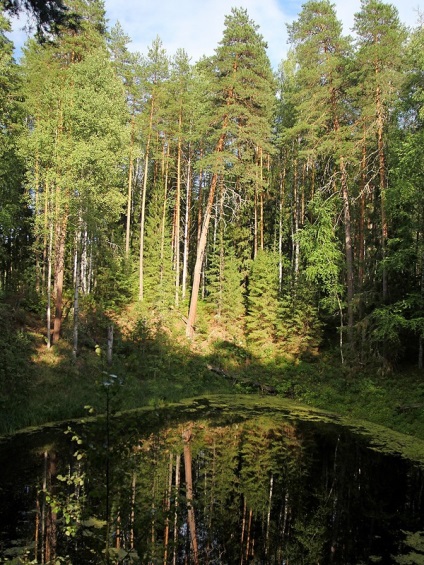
1 396 424 564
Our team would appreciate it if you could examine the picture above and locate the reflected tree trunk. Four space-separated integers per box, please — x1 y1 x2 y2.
183 428 199 564
44 451 57 564
163 453 173 564
265 474 274 557
173 453 181 565
130 472 136 551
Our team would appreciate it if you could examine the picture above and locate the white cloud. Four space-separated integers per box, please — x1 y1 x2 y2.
5 0 423 68
104 0 423 68
105 0 291 69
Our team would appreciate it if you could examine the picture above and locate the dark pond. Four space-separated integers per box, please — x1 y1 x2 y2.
1 395 424 564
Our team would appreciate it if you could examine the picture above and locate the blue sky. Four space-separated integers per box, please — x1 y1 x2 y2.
6 0 423 69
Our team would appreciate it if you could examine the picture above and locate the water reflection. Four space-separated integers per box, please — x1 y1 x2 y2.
0 399 423 564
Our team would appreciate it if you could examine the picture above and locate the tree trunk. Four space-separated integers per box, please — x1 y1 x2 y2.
186 131 226 338
172 453 181 565
72 235 79 359
293 155 299 276
139 99 154 301
175 111 183 306
279 165 286 292
46 222 53 349
259 148 264 252
107 324 113 366
125 116 135 257
182 151 191 300
44 452 57 564
341 158 354 341
183 428 199 564
376 84 388 302
53 214 67 344
163 453 173 564
160 141 170 286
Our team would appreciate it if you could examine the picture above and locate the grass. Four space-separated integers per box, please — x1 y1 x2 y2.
1 301 424 441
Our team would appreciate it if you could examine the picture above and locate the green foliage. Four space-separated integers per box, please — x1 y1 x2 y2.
143 185 174 309
0 303 33 409
93 253 135 311
206 236 245 331
277 281 322 355
298 192 344 313
246 250 280 353
394 531 424 564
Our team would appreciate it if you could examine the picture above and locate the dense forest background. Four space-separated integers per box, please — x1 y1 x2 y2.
1 0 423 382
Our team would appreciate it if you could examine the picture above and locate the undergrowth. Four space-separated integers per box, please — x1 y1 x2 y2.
1 299 423 439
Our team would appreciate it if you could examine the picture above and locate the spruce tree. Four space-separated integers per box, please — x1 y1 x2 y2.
245 250 280 352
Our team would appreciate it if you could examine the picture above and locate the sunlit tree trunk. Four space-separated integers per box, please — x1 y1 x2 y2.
47 221 53 349
174 112 183 306
292 155 300 276
341 158 354 339
53 209 67 344
139 99 154 301
72 232 80 359
182 151 191 300
278 165 286 292
186 131 226 337
160 141 170 287
125 116 135 257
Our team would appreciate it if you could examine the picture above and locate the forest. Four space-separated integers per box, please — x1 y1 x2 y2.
0 0 423 435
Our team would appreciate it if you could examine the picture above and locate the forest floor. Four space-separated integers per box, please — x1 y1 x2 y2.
1 300 424 439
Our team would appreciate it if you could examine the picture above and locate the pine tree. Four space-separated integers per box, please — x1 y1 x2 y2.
287 0 355 342
353 0 407 303
137 36 169 301
186 8 275 338
3 0 76 37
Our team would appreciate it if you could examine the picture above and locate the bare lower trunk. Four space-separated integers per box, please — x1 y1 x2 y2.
278 166 286 292
72 239 79 359
293 157 299 276
53 220 66 344
186 133 226 338
377 85 388 302
126 117 135 257
139 100 154 301
341 158 354 341
107 324 113 366
175 114 182 306
182 153 191 300
46 223 53 348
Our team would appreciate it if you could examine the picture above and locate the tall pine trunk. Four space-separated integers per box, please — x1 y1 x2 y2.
186 131 226 338
139 99 154 301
